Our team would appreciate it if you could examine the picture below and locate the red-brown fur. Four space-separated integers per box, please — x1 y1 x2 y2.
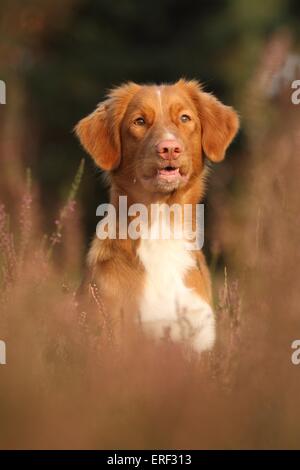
75 79 239 344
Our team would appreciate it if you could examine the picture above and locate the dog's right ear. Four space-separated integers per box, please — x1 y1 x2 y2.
75 104 118 170
75 82 140 170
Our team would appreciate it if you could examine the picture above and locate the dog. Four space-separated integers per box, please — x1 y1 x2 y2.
75 79 239 352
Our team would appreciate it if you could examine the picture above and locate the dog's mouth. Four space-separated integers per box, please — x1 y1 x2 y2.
157 165 180 179
140 161 190 191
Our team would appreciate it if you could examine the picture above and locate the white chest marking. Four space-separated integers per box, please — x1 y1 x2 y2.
137 218 215 352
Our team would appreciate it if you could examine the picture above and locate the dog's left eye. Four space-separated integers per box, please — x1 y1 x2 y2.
180 114 191 123
133 117 146 126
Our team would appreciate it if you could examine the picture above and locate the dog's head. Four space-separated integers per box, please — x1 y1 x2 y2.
75 80 239 195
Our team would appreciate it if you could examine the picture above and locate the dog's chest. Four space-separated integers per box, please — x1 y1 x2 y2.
137 232 199 322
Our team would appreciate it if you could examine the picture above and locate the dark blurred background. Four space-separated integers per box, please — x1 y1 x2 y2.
0 0 299 256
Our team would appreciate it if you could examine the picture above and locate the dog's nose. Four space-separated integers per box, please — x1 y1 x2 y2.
156 140 182 159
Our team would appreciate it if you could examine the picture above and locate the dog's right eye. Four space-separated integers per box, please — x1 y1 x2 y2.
133 117 146 126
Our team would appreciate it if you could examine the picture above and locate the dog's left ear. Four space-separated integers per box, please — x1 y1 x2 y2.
178 79 239 162
75 82 140 170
